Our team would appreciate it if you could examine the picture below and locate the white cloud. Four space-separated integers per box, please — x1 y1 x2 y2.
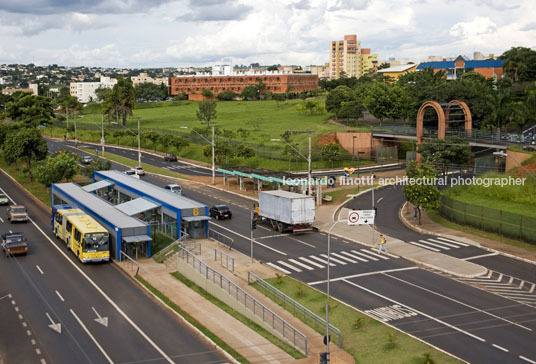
450 16 497 38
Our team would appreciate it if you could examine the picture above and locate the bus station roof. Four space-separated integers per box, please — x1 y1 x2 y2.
115 197 161 216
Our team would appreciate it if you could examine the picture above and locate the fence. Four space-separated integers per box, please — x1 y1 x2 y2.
248 272 341 347
177 247 308 355
214 249 234 273
209 228 234 249
120 251 140 276
439 195 536 244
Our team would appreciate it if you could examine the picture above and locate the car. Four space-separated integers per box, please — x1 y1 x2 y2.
7 205 29 223
209 205 232 220
1 232 28 256
82 155 93 164
124 170 136 176
164 153 178 162
164 184 182 195
0 193 8 205
132 167 145 176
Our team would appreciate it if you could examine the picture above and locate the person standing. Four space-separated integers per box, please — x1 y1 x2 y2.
413 206 418 220
378 234 388 254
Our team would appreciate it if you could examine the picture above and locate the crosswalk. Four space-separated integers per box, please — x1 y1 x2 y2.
406 236 469 252
266 249 399 274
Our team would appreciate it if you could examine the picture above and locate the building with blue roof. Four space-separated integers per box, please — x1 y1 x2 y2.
417 56 504 80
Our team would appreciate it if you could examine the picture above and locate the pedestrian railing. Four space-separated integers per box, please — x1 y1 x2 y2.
248 272 342 347
120 251 139 276
214 248 234 273
209 228 234 249
177 246 308 355
154 230 191 263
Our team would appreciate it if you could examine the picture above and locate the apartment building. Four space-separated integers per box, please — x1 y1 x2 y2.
69 76 117 103
329 34 378 79
130 72 168 86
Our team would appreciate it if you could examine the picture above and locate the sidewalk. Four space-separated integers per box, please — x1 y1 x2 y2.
313 201 488 278
117 238 355 364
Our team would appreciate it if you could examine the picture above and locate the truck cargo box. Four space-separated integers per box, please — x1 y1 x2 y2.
259 190 315 225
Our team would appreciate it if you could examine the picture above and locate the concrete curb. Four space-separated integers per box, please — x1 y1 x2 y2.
400 202 536 267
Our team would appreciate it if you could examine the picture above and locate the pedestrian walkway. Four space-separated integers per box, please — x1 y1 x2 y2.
266 248 399 274
313 205 488 278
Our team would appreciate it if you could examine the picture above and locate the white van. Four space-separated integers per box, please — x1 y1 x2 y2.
165 184 182 195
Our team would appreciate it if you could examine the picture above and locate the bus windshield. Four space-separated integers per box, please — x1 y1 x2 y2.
83 233 109 252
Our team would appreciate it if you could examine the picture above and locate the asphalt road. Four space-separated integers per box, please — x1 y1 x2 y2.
45 138 536 364
0 169 227 363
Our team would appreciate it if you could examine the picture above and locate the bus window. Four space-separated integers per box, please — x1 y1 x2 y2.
66 221 72 233
55 212 61 223
74 229 81 242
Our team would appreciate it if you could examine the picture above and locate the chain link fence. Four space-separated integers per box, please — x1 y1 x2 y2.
439 195 536 244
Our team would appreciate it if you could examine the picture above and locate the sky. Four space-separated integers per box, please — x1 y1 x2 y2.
0 0 534 68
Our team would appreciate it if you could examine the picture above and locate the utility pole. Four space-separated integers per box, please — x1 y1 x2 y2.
101 114 105 156
371 173 375 245
212 123 215 185
137 117 141 167
308 133 312 197
250 209 255 262
74 112 78 146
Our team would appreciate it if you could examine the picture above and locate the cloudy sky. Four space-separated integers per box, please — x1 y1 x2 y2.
0 0 534 68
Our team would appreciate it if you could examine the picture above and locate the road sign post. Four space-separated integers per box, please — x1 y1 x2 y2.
348 210 375 225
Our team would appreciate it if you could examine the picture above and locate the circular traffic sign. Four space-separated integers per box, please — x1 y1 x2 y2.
348 211 359 224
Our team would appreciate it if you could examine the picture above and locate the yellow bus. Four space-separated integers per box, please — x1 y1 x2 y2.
53 207 110 263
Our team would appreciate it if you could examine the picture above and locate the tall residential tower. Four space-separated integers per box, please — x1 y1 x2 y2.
329 34 378 79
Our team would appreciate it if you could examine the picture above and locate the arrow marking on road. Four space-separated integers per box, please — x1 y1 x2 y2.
92 307 109 327
46 312 61 334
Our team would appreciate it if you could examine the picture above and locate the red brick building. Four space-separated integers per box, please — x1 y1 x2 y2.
168 74 319 100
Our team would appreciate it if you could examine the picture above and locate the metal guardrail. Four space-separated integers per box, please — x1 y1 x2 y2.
120 251 140 276
177 246 307 355
248 272 342 347
208 228 234 249
182 241 201 255
155 230 190 263
214 248 234 273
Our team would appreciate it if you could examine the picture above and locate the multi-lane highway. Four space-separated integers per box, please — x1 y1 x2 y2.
44 138 536 364
0 163 227 363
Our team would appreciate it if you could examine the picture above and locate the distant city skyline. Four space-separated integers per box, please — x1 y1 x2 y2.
0 0 534 68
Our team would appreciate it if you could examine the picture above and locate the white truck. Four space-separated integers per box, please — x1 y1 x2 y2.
256 190 315 233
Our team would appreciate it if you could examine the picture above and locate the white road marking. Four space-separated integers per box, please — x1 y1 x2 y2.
35 348 41 355
55 290 65 302
350 250 379 261
362 249 390 260
462 252 500 261
9 229 12 233
520 355 536 364
308 255 336 267
266 262 291 274
308 267 419 285
212 223 287 255
407 241 440 252
22 322 27 327
320 253 347 265
342 240 351 244
71 309 114 364
36 265 44 275
286 236 316 248
340 251 368 262
427 238 461 248
256 234 286 240
31 339 36 345
384 273 532 332
436 237 469 246
492 344 509 352
0 217 3 222
277 260 302 272
343 279 487 343
418 239 450 250
319 232 326 236
298 257 324 268
288 258 314 270
331 252 357 263
376 197 383 203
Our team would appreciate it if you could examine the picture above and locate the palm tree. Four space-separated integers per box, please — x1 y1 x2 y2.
485 90 512 140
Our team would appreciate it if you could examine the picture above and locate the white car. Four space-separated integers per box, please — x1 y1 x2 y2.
164 184 182 195
132 167 145 176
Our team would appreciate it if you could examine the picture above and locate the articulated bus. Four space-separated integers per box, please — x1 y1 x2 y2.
52 205 110 263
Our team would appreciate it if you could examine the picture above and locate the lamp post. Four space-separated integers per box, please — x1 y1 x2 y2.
113 117 141 167
271 135 312 196
181 125 215 185
493 151 536 182
101 114 105 156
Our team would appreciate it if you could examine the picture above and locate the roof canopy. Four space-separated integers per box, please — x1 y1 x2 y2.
82 180 114 192
115 197 161 216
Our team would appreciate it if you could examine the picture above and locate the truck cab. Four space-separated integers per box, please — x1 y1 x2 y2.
1 233 28 256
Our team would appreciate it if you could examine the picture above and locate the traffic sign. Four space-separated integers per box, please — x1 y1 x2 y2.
348 209 375 225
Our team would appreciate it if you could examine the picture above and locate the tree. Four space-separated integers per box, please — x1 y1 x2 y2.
325 85 354 119
255 78 266 97
135 82 166 101
203 143 234 164
296 99 325 115
321 143 340 168
102 77 136 126
338 100 364 125
377 63 391 70
500 47 536 83
403 161 440 225
196 100 217 126
174 92 188 100
3 127 48 181
236 144 255 159
201 88 214 98
240 86 258 100
80 157 112 179
365 82 395 126
484 90 514 138
418 136 473 175
36 151 79 186
7 94 55 127
217 90 237 101
273 93 286 108
142 130 161 151
390 85 413 124
169 136 189 154
94 86 111 102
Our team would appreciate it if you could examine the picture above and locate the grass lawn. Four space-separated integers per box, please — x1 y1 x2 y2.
135 275 249 364
427 209 536 252
254 276 463 364
171 272 305 360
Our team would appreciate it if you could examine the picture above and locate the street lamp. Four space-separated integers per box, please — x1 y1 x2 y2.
181 125 215 185
271 136 312 196
113 117 141 167
493 151 536 182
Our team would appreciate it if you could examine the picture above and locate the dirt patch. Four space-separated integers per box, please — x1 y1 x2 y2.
317 133 338 145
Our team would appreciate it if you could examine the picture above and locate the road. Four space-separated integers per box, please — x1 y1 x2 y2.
0 168 227 363
46 138 536 364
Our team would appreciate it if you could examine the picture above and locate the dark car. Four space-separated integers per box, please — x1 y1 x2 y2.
164 153 178 162
209 205 232 220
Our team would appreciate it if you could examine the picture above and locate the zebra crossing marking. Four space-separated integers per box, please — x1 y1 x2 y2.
288 258 314 271
266 262 290 274
408 241 441 252
340 251 369 262
418 239 451 250
320 254 347 265
331 252 357 263
277 260 302 272
308 255 336 266
406 237 470 252
427 238 461 248
298 257 324 268
361 249 390 260
436 236 469 246
350 250 379 261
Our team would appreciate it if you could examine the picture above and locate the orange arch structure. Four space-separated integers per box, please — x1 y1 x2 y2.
445 100 472 138
416 101 445 146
